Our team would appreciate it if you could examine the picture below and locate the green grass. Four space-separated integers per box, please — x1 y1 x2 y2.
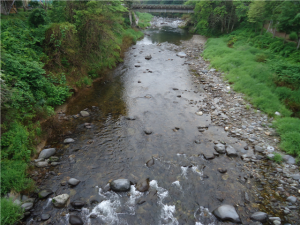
271 153 283 164
1 198 24 225
135 12 153 29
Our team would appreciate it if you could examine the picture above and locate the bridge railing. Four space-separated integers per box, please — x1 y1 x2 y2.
131 4 194 10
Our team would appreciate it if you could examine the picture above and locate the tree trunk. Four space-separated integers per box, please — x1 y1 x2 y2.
267 20 272 33
297 36 300 50
272 27 276 38
283 33 286 44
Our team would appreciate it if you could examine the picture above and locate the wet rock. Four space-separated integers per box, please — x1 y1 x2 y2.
35 161 48 168
68 178 80 186
38 148 56 159
176 52 186 58
283 155 295 165
71 200 85 208
145 55 152 60
244 192 250 203
110 179 131 192
226 146 238 157
80 111 89 117
214 144 226 154
90 213 97 218
212 204 241 223
126 116 136 120
254 146 264 153
291 174 300 180
286 196 297 203
69 215 83 225
195 111 203 116
21 202 33 211
134 64 141 67
38 189 53 199
250 212 268 222
144 129 152 135
52 194 69 208
146 158 154 167
64 138 75 144
203 153 215 160
268 154 275 159
41 214 51 221
136 178 150 192
218 168 227 173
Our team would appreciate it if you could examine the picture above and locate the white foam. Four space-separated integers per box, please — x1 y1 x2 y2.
42 198 52 210
181 166 188 179
194 206 217 225
191 165 203 180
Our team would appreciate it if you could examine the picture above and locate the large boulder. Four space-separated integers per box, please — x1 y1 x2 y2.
69 215 84 225
38 148 56 159
226 146 238 157
110 179 131 192
212 204 241 223
136 178 150 192
52 194 69 208
250 212 268 222
214 144 226 154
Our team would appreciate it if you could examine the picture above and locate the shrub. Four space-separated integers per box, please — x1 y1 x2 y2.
28 8 49 28
280 132 300 157
1 198 24 225
271 153 283 164
289 32 298 41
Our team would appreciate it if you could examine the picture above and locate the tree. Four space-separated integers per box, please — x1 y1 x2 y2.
247 0 266 34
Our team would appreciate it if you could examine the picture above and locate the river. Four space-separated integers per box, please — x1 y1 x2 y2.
26 17 299 225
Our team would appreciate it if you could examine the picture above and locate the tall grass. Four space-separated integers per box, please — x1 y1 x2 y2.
1 198 24 225
135 12 153 28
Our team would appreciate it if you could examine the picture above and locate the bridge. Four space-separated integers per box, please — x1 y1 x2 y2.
131 4 195 14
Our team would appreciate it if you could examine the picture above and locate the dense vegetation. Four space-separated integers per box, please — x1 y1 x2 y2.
185 0 300 160
0 1 149 223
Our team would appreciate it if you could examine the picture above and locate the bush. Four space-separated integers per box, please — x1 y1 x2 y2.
135 12 153 28
289 32 298 41
1 198 24 225
271 153 283 164
28 8 49 28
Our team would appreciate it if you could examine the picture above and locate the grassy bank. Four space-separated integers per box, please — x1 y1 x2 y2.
1 3 146 223
135 11 153 28
202 26 300 160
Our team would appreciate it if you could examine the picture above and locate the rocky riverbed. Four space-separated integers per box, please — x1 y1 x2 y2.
9 18 299 225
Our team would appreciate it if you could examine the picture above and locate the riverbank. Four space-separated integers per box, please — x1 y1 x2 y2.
17 21 300 225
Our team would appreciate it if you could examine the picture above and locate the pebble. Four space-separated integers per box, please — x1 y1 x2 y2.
212 204 241 223
69 215 84 225
286 196 297 203
41 214 51 221
250 212 268 222
80 110 90 117
64 138 75 144
68 178 80 186
214 144 226 154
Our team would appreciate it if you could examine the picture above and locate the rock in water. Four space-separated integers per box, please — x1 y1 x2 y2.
41 214 51 221
21 202 33 211
203 153 215 160
38 148 56 159
250 212 268 222
38 189 53 199
146 158 154 167
71 200 85 209
110 179 131 192
176 52 186 58
52 194 69 208
136 178 150 192
64 138 75 144
68 178 80 186
69 215 84 225
212 204 241 223
80 111 89 117
145 55 152 60
214 144 226 154
36 161 48 168
226 146 238 157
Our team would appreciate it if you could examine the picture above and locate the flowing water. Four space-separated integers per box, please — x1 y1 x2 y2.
28 18 267 225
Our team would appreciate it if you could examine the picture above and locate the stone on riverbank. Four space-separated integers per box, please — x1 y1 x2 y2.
203 153 215 160
38 189 53 199
110 179 131 192
283 155 295 165
64 138 75 144
35 161 48 168
68 178 80 186
176 52 186 58
146 158 155 167
41 214 51 221
136 178 150 192
286 196 297 203
250 212 268 222
214 144 226 154
38 148 56 159
69 215 84 225
226 146 238 157
21 202 33 211
212 204 241 223
52 194 69 208
254 146 264 153
80 111 89 117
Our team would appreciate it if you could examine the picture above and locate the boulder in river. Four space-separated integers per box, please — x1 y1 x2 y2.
52 194 69 208
214 144 226 154
110 179 131 192
69 215 84 225
21 202 33 211
41 214 51 221
38 189 53 199
212 204 241 223
38 148 56 159
250 212 268 222
226 146 238 157
68 178 80 186
64 138 75 144
71 200 85 209
136 178 150 192
80 111 89 117
176 52 186 58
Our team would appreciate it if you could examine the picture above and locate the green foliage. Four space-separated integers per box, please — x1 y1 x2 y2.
48 1 66 23
135 12 153 28
280 132 300 157
28 8 49 28
1 198 24 225
271 153 283 164
289 32 298 41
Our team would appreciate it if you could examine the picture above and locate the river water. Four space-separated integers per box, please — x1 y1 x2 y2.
28 18 277 225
